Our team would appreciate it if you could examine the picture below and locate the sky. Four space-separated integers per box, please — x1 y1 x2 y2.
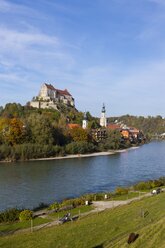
0 0 165 117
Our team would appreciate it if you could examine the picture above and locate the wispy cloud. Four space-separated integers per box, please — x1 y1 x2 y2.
0 0 39 17
147 0 165 5
0 26 58 49
0 24 75 73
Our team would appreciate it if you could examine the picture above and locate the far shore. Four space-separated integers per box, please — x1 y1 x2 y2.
0 146 139 163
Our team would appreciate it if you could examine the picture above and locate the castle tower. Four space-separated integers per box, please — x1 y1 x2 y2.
82 112 88 129
100 103 107 127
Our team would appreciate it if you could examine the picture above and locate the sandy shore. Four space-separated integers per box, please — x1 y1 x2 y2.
29 146 139 162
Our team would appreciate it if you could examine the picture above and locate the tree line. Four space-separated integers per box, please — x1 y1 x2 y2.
0 103 161 161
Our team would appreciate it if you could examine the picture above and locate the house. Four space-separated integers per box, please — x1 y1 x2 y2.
91 128 107 142
129 127 140 139
121 129 130 139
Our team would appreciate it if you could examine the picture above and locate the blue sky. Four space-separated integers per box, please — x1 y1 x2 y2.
0 0 165 117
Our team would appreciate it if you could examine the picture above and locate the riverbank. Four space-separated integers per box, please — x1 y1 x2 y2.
1 189 165 248
29 146 139 162
0 146 139 163
0 190 152 237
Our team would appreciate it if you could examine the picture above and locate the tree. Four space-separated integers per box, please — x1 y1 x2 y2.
10 118 25 145
2 103 24 118
69 127 89 142
27 113 54 145
102 129 121 150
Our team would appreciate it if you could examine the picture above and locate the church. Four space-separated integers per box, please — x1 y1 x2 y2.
82 103 107 129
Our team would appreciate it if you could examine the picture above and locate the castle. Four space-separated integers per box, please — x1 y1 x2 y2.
30 83 75 109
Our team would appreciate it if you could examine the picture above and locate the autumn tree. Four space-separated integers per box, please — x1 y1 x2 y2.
0 118 26 145
69 127 89 142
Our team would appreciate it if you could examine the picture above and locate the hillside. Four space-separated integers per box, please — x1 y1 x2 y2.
109 115 165 137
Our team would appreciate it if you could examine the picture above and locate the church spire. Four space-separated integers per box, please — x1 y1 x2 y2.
100 103 107 127
102 103 106 113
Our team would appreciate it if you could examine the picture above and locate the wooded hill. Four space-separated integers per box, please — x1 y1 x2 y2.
108 115 165 138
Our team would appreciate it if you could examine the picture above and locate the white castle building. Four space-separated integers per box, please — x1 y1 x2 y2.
30 83 75 109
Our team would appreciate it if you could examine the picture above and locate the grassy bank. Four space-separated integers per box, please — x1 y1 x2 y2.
0 192 165 247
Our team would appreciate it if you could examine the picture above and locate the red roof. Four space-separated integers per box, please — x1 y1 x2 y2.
67 124 81 129
45 83 56 91
44 83 72 96
107 123 121 130
57 89 71 96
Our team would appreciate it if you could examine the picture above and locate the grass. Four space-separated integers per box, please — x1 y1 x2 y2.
108 192 140 201
1 193 165 247
0 217 50 234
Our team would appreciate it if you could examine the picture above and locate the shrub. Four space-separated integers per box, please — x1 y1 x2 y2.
19 209 33 221
0 144 12 161
65 141 96 155
158 177 165 186
0 208 21 223
115 187 129 195
72 198 85 207
48 202 60 211
152 179 163 188
133 181 152 190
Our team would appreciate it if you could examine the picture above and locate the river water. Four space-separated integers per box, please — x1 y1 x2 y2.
0 141 165 211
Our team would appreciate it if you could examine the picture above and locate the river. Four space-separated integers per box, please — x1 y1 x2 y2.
0 141 165 211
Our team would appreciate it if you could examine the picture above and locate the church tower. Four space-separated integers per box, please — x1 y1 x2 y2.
82 112 88 129
100 103 107 127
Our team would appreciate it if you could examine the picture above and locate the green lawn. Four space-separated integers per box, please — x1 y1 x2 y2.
108 192 140 201
0 217 50 234
0 193 165 248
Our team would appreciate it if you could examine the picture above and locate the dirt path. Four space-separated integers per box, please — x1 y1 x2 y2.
92 192 151 211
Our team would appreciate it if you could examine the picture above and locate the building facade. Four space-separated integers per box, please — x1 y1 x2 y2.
30 83 75 109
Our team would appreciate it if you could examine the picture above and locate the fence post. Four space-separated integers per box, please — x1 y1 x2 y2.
31 218 33 232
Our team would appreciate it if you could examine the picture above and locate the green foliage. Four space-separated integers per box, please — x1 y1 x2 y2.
133 180 158 190
0 144 64 161
88 120 100 129
99 130 121 150
1 103 24 118
61 197 85 208
134 181 151 190
0 208 21 223
19 210 33 221
26 114 54 145
48 202 59 211
0 144 12 160
65 141 96 154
